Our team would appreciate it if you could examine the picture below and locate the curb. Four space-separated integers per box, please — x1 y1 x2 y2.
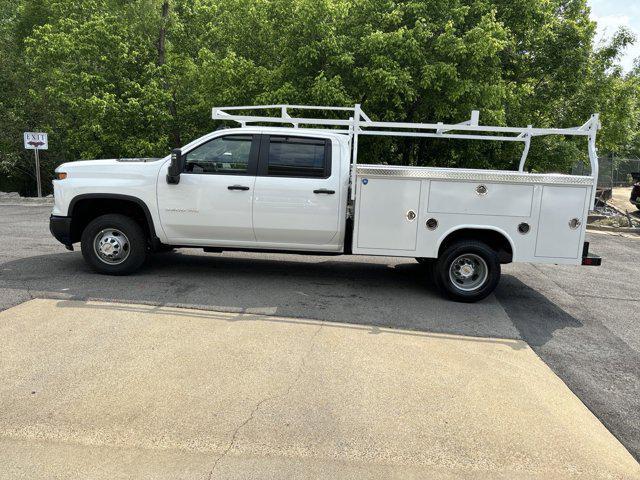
0 197 54 206
586 224 640 234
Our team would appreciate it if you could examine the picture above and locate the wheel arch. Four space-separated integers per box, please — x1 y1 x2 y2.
68 194 159 247
436 225 514 263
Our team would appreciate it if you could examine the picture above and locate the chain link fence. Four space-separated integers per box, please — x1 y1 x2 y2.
572 154 640 188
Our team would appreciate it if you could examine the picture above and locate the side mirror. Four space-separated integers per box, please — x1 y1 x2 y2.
166 148 184 184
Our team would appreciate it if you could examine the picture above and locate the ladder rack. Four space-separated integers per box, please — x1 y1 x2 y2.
212 104 600 204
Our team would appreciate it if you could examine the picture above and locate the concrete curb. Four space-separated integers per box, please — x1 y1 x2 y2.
0 197 54 206
587 224 640 234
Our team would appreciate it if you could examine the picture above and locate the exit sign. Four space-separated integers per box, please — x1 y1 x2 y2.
24 132 48 150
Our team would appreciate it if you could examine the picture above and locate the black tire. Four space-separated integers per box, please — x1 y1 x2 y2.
81 214 147 275
431 240 500 303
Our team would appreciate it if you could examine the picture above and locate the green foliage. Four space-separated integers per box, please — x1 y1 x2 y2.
0 0 638 195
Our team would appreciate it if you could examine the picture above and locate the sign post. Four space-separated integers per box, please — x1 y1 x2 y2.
23 132 48 198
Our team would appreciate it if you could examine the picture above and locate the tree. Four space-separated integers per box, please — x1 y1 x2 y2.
0 0 638 195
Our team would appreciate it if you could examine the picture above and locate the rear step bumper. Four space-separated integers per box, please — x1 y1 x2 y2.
582 241 601 266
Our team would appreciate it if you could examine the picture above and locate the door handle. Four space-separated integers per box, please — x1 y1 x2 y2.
228 185 250 191
313 189 335 194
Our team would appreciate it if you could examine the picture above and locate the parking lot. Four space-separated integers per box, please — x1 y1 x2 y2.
1 204 639 478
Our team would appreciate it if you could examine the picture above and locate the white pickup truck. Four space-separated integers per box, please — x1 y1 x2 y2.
50 105 601 302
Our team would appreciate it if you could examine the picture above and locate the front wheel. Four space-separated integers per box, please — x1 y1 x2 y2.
81 214 147 275
431 240 500 303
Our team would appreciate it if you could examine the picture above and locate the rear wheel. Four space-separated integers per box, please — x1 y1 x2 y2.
81 214 147 275
431 240 500 302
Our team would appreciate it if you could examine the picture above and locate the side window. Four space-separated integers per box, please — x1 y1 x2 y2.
185 135 253 174
266 136 329 178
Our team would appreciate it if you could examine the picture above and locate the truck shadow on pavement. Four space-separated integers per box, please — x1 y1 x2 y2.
49 298 528 350
495 275 582 347
0 249 583 346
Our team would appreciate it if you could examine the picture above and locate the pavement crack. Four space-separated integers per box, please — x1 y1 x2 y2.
205 321 323 479
205 395 270 479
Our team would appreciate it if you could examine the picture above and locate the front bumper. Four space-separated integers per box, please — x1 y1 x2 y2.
49 215 73 249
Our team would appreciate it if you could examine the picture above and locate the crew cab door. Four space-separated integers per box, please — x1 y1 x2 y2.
252 135 341 246
157 134 259 245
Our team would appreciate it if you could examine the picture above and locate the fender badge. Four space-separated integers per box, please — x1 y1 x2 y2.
165 208 199 213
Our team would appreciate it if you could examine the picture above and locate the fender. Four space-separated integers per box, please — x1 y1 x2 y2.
68 193 160 245
436 224 516 257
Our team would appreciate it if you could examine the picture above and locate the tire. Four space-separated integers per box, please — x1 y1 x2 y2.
81 214 147 275
431 240 500 303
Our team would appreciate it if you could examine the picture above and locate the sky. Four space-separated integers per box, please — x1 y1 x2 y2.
589 0 640 71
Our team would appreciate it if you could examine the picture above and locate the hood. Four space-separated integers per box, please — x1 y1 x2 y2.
55 157 169 179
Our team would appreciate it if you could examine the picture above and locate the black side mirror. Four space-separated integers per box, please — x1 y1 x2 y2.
167 148 184 184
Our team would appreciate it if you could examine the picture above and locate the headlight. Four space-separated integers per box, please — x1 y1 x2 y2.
56 172 67 180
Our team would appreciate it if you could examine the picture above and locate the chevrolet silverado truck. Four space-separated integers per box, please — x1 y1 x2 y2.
50 104 601 302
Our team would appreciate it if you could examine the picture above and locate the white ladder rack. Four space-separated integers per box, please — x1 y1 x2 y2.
212 104 600 204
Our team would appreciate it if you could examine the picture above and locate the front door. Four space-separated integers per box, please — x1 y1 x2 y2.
252 134 341 246
157 134 259 245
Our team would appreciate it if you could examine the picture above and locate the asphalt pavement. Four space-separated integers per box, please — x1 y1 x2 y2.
0 204 639 464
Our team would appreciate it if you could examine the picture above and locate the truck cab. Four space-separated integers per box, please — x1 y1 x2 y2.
157 128 350 251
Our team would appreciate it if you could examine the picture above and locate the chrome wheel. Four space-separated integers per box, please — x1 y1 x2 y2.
448 253 488 292
93 228 131 265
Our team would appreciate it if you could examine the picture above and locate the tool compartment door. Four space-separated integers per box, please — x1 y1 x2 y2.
428 181 533 217
355 178 421 251
535 186 587 259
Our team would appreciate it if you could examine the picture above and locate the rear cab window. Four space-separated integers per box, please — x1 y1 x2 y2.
259 135 332 178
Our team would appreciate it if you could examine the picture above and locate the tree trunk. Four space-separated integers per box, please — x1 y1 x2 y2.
158 1 167 65
157 0 181 148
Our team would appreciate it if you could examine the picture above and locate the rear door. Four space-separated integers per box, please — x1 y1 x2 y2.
157 134 259 244
535 185 588 259
252 134 341 246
